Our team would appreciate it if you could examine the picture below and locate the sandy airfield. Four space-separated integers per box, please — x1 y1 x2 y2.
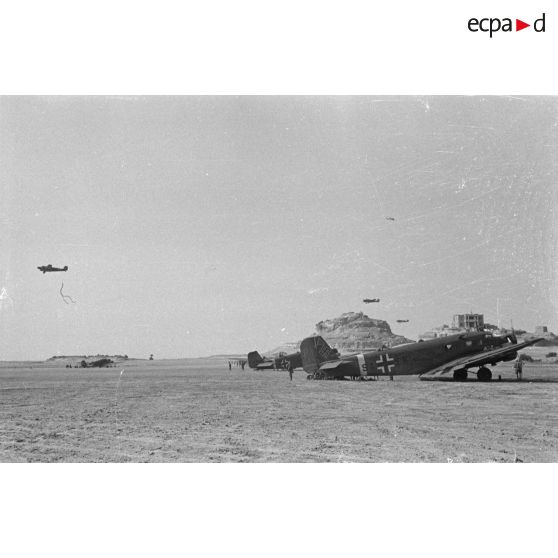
1 354 557 463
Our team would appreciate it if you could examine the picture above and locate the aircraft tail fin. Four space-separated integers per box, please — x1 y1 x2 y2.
63 266 68 271
300 336 339 374
247 351 264 369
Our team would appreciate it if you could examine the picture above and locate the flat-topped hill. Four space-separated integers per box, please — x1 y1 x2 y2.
315 312 415 351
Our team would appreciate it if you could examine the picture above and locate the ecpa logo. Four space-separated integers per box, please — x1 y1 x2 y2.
468 13 546 37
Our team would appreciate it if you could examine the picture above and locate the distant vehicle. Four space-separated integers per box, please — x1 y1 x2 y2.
38 264 68 274
396 319 409 323
81 358 113 368
247 350 304 371
363 298 380 303
300 331 543 382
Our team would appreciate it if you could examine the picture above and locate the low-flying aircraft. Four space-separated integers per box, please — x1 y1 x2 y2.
38 264 68 274
300 332 542 382
396 319 409 323
385 217 395 221
363 298 380 303
247 350 304 371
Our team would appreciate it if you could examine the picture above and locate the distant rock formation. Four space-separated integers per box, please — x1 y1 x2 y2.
315 312 414 351
265 313 415 355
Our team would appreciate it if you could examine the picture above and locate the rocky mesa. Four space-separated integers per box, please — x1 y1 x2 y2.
316 312 414 351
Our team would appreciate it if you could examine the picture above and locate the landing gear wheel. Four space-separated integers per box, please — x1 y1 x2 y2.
453 369 468 381
477 366 492 382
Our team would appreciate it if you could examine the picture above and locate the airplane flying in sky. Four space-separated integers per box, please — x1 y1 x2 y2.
247 350 306 371
37 264 68 274
300 332 542 382
363 298 380 303
396 319 409 323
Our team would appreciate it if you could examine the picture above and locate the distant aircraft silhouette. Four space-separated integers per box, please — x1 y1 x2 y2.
38 264 68 274
385 217 395 221
81 358 113 368
363 298 380 303
247 350 303 371
396 319 409 323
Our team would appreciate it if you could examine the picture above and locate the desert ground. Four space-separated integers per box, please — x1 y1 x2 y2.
1 352 557 462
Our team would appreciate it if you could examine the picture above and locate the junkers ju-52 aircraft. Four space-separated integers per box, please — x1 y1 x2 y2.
300 331 542 382
37 264 68 274
247 350 304 371
80 358 114 368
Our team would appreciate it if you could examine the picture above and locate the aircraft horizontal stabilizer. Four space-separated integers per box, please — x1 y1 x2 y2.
318 361 347 371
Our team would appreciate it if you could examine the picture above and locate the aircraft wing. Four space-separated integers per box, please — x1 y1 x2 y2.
420 337 544 381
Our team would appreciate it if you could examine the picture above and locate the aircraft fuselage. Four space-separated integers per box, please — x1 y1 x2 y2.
247 350 302 370
321 332 509 379
38 265 68 274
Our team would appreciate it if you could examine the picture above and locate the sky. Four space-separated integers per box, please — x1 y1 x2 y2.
1 96 557 360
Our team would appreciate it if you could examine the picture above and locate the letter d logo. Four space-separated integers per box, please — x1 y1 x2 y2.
534 13 546 32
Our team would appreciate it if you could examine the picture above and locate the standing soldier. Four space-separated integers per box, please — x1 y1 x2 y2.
514 355 523 380
228 361 232 371
288 364 294 381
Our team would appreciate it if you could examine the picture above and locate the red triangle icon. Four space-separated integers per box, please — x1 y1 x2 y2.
516 19 530 31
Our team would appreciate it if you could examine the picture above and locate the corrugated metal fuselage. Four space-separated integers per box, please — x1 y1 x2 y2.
325 332 505 378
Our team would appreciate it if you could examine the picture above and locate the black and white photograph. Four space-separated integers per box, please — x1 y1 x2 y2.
1 95 557 463
1 3 557 557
